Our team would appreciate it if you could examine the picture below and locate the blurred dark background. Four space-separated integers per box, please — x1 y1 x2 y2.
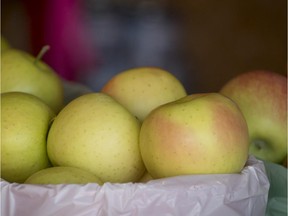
1 0 287 94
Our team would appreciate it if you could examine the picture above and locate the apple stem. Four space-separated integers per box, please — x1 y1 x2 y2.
34 45 50 64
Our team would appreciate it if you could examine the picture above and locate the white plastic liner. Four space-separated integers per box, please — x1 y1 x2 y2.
1 156 269 216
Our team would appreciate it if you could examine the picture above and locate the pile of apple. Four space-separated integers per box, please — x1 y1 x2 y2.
1 41 287 185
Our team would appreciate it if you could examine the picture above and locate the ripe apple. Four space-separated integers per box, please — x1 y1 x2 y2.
220 70 287 163
101 67 187 121
24 166 103 185
47 93 145 183
139 93 249 179
1 92 55 183
1 46 64 113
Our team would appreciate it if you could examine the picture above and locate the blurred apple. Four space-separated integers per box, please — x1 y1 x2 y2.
47 93 145 183
1 46 64 113
101 67 187 121
220 70 287 163
24 166 103 185
1 36 10 52
1 92 55 183
139 93 249 179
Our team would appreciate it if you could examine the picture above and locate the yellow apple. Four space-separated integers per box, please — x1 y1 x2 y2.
24 166 103 185
139 93 249 179
1 92 55 183
220 70 287 163
101 67 187 121
1 46 64 113
47 93 145 183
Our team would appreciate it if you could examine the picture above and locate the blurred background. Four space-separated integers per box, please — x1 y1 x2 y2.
1 0 287 94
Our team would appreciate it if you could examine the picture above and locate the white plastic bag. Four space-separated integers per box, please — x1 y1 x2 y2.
1 156 269 216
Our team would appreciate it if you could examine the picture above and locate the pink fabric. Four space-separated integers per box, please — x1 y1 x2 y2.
42 0 98 81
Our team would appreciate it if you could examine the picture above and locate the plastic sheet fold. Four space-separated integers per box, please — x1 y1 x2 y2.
1 156 269 216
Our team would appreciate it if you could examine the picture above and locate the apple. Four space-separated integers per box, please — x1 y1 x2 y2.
24 166 103 185
1 92 55 183
47 93 145 183
139 93 249 179
1 46 64 113
101 67 187 121
1 36 10 52
220 70 287 163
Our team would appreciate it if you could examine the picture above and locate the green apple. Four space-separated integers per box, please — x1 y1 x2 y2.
139 93 249 179
24 166 103 185
47 93 145 183
101 67 187 121
220 70 287 163
1 46 64 113
1 92 55 183
1 36 11 52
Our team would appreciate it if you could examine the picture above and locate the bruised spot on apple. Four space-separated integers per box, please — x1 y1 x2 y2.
139 93 249 179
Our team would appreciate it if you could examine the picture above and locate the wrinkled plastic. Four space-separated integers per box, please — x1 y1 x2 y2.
1 156 269 216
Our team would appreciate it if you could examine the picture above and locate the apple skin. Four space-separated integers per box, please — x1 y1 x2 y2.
47 93 145 183
1 92 55 183
139 93 249 179
220 70 287 163
101 67 187 121
24 166 103 185
1 48 64 113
